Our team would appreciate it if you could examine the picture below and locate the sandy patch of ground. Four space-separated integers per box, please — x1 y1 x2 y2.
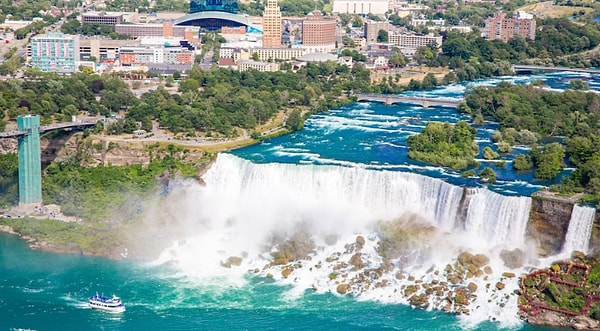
371 66 450 85
518 1 594 19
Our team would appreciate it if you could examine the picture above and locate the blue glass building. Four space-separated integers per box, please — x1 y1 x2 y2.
190 0 238 14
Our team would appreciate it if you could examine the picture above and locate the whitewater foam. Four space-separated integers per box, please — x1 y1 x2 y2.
151 154 542 327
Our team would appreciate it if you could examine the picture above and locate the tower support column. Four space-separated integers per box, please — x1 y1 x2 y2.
17 115 42 210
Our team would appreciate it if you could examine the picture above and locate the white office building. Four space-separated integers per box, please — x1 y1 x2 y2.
332 0 390 15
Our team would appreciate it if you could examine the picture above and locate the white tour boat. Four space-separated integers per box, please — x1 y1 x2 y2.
88 293 126 313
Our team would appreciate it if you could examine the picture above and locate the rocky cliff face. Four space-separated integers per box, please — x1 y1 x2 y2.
526 196 574 256
1 133 206 167
589 216 600 254
0 138 17 155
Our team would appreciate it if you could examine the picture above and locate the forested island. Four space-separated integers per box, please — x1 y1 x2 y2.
406 121 479 170
461 83 600 206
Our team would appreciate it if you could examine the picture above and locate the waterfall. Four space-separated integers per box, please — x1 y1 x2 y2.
562 205 596 254
203 153 465 231
202 154 532 245
462 188 532 248
154 153 536 326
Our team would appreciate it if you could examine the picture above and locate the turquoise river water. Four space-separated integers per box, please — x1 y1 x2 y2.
2 71 600 330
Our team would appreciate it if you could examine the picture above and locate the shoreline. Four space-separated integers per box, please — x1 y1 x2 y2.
0 224 93 256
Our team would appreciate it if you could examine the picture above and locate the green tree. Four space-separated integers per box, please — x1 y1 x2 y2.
482 146 499 160
532 143 565 180
569 79 589 90
513 154 533 171
414 46 435 65
479 167 497 184
285 109 302 131
388 51 406 68
377 29 388 43
497 141 512 153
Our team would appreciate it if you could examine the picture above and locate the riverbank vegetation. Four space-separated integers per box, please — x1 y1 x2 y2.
0 148 212 256
0 216 128 257
461 83 600 205
0 136 218 256
124 63 361 137
0 144 208 213
4 61 362 138
370 16 600 95
42 156 196 222
406 121 479 170
0 154 18 207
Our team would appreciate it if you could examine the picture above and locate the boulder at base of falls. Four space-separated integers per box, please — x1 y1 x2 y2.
337 284 350 295
356 235 365 247
471 254 490 268
527 310 567 328
349 253 365 269
221 256 243 268
270 232 316 265
571 316 600 330
484 266 493 274
281 267 292 278
500 248 525 269
572 251 586 261
457 252 473 265
467 282 478 292
409 294 429 308
457 252 489 268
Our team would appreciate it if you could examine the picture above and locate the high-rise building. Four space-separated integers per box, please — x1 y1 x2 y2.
302 11 337 52
30 33 79 73
262 0 282 48
483 11 536 42
364 20 390 44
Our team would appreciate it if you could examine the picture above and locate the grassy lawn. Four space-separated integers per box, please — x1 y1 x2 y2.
518 1 595 18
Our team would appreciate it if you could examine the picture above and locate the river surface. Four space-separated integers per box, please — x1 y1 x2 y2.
0 233 557 331
2 70 600 331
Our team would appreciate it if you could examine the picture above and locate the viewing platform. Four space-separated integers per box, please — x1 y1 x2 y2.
354 93 463 108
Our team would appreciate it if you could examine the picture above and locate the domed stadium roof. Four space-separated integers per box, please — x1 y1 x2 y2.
297 52 338 62
174 11 261 31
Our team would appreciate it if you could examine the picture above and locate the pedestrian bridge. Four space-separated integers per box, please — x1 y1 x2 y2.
354 93 463 108
0 115 102 206
0 118 99 138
